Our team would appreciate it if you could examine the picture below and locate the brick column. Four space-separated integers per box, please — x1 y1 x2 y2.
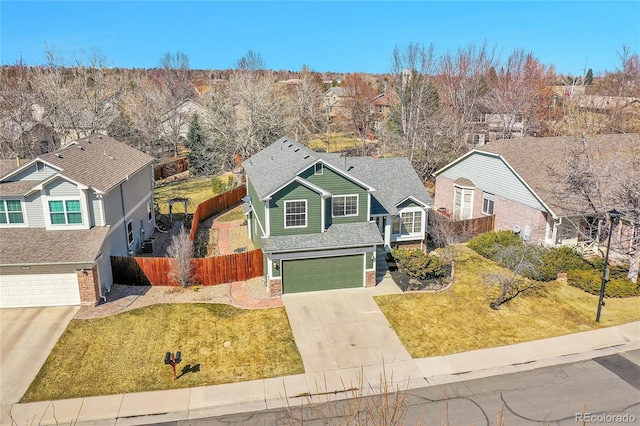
268 278 282 297
365 271 376 288
77 265 100 306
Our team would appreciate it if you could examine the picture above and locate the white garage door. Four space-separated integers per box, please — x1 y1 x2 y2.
0 273 81 308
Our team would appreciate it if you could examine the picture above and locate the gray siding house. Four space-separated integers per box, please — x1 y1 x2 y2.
0 135 154 308
433 133 639 248
243 137 432 296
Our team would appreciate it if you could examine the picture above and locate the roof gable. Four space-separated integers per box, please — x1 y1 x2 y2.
38 134 153 194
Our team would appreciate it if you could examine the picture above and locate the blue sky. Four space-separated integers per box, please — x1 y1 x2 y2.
1 1 639 76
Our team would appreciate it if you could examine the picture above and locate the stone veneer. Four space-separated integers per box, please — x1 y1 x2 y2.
77 264 100 306
268 278 282 297
365 271 376 288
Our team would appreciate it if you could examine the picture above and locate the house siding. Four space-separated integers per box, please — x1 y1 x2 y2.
300 165 369 226
44 179 80 197
398 199 422 209
269 181 321 236
247 179 265 240
25 193 45 227
103 189 124 228
437 152 545 211
90 193 103 227
10 162 57 182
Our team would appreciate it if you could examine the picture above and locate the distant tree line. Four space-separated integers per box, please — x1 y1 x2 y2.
1 43 638 182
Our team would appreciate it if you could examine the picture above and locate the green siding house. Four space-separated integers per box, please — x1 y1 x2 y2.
243 137 433 296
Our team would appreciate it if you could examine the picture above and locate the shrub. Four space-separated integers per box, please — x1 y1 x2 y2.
211 175 236 195
390 248 446 280
538 246 593 282
567 269 639 298
467 230 523 259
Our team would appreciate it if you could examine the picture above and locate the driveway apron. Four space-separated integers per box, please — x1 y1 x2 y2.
0 306 78 406
282 287 413 374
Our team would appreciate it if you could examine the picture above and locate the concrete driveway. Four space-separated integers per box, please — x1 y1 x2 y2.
0 306 78 408
282 283 419 382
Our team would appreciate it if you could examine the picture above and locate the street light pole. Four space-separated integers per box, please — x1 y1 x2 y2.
596 209 622 323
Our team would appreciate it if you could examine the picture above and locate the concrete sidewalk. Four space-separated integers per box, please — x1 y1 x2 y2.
3 316 638 425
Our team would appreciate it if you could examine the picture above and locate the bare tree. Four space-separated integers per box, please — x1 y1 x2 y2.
341 73 377 154
167 225 194 287
288 66 324 144
427 213 474 264
159 51 193 102
482 50 554 139
0 59 54 159
436 41 496 147
553 136 640 283
485 243 544 309
236 49 265 72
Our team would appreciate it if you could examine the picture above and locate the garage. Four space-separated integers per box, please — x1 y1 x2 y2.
282 254 364 294
0 273 81 308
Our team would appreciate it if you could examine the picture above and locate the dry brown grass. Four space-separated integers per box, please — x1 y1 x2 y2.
154 177 215 214
21 304 303 402
376 246 640 358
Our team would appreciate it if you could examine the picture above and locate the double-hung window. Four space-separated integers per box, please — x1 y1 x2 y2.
49 200 82 225
0 200 24 224
482 192 494 215
400 211 422 234
453 186 474 220
285 200 307 228
332 195 358 217
126 220 134 245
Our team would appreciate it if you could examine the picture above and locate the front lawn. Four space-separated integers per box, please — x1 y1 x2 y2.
21 304 303 402
376 246 640 358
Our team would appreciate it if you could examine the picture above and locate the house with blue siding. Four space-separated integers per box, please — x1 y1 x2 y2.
242 136 432 296
433 133 639 249
0 135 155 308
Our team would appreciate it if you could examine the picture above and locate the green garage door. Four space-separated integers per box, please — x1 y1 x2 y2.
282 255 364 294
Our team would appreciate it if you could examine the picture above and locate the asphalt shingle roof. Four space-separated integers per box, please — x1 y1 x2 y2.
262 222 383 253
243 137 320 199
475 133 640 216
0 226 109 266
244 137 432 215
324 157 433 215
38 134 153 194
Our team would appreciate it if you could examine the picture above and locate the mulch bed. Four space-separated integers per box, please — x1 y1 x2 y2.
389 264 453 292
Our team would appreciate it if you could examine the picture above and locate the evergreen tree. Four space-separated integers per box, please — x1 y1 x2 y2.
585 68 594 85
185 114 212 176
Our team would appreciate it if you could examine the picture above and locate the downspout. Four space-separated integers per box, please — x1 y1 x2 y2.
552 216 563 246
120 183 129 253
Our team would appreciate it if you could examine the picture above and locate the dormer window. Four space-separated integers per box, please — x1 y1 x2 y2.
0 200 24 224
315 163 323 175
48 200 82 225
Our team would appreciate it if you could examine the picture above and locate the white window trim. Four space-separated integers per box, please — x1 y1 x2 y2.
482 193 494 215
284 199 307 229
332 194 359 218
126 220 135 246
147 200 153 223
43 195 88 230
0 198 28 227
453 185 474 221
392 207 425 237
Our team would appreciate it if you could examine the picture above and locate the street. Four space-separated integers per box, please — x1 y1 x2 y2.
167 350 640 425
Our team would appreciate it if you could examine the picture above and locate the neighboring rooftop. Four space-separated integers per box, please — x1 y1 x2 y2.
0 226 110 266
476 133 640 216
37 134 154 194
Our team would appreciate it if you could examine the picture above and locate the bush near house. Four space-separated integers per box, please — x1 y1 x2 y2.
538 246 595 282
467 230 522 259
468 231 639 297
390 248 446 280
567 267 639 298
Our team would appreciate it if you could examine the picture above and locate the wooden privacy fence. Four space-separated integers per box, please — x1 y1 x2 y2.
429 210 496 242
154 158 188 180
111 249 264 286
189 185 247 241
